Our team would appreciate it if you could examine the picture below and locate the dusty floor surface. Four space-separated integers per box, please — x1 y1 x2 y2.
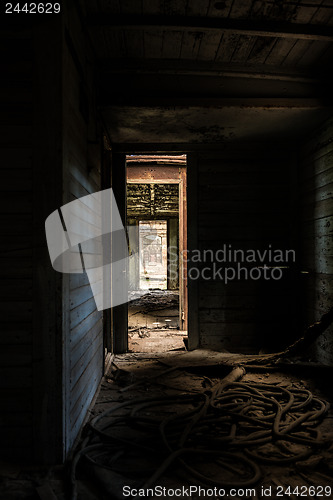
128 290 179 330
128 328 187 352
128 289 183 352
75 352 333 500
2 351 333 500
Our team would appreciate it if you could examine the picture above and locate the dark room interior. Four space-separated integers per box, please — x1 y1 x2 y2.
1 1 333 498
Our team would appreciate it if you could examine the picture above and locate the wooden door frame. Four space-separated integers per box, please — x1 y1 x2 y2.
178 169 187 331
186 153 199 349
127 164 187 333
111 152 128 354
112 150 199 352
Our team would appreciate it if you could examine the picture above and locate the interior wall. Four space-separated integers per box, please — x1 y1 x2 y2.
299 116 333 364
0 18 66 463
195 147 298 353
0 24 35 462
61 4 104 455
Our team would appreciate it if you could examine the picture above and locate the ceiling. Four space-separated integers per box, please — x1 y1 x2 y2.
82 0 333 144
103 104 332 143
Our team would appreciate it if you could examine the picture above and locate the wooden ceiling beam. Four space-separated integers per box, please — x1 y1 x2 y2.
102 97 330 108
98 59 327 83
87 14 333 42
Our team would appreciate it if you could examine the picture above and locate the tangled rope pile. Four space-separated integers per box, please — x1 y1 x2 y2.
71 367 331 498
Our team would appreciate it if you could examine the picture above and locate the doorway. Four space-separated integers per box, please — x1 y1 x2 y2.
126 154 187 353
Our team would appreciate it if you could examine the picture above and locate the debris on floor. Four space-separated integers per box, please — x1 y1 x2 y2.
128 290 179 311
71 352 333 500
128 328 187 353
128 290 179 330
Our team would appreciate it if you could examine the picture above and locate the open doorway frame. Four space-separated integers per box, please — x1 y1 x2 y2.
126 157 187 334
111 151 198 353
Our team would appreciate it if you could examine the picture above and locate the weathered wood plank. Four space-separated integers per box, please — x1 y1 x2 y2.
69 284 94 310
297 40 331 67
301 150 333 176
300 117 333 364
0 427 33 448
70 308 103 348
215 32 240 62
0 125 32 146
0 345 32 367
1 388 32 412
264 38 296 66
70 272 92 290
144 30 163 58
1 259 33 279
1 169 32 191
124 30 144 58
61 4 104 460
301 116 333 158
302 181 333 203
0 193 32 213
0 279 33 299
69 339 103 425
162 30 183 58
302 216 333 238
198 201 285 215
142 0 162 15
0 148 32 169
70 318 103 369
302 198 333 221
69 363 101 442
70 165 99 197
0 302 33 322
247 36 277 65
70 296 97 330
197 31 222 60
0 327 32 345
0 367 32 389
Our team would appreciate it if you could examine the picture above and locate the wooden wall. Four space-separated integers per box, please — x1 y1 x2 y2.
300 117 333 364
0 25 35 462
0 6 104 462
0 17 66 463
62 4 104 455
195 148 297 353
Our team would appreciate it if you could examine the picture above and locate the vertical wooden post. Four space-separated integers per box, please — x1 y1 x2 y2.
167 218 179 290
102 145 112 361
111 153 128 353
128 218 140 290
187 154 199 349
179 166 188 332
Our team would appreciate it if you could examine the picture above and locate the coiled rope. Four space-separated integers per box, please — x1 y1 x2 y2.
70 366 331 499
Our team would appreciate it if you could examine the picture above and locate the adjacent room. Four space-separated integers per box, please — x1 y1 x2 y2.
126 154 187 353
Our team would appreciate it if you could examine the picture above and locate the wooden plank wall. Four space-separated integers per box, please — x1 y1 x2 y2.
300 117 333 364
62 4 103 454
0 26 34 461
196 148 297 353
0 18 64 463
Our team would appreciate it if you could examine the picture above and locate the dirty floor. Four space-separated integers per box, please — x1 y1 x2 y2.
75 351 333 499
128 328 186 352
2 350 333 500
